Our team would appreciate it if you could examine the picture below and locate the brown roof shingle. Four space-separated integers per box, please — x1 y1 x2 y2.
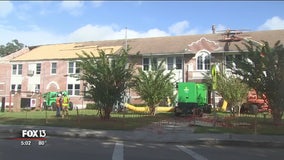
11 29 284 61
83 29 284 55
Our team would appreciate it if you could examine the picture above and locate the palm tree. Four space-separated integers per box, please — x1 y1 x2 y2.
76 48 133 119
132 59 175 115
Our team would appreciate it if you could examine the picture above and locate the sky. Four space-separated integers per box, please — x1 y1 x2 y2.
1 1 284 46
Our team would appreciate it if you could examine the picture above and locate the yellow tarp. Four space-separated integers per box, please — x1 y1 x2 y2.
221 100 228 111
125 103 174 113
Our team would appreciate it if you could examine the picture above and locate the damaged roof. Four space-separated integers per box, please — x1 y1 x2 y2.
77 29 284 55
11 29 284 61
11 43 122 62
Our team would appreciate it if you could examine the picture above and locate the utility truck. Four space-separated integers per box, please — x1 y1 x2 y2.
240 89 270 114
174 82 211 116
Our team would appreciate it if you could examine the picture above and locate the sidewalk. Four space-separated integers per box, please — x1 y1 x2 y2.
1 121 284 148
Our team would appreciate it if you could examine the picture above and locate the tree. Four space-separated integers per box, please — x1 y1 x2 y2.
76 48 133 120
203 66 249 115
232 40 284 124
132 59 175 116
216 73 249 115
0 39 25 57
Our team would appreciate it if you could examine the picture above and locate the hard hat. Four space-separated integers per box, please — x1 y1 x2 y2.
58 94 62 97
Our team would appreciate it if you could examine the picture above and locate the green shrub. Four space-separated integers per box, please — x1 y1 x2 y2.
86 103 98 110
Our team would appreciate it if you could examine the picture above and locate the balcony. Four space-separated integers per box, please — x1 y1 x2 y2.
187 69 235 81
27 70 34 76
187 70 208 80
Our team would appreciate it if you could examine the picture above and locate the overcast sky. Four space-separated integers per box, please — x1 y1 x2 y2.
1 1 284 46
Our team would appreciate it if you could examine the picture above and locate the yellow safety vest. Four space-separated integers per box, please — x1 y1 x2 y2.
62 96 69 107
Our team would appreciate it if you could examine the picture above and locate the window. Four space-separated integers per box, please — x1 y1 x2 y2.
176 57 182 69
11 84 16 91
166 57 183 70
225 55 233 68
68 84 73 95
12 64 22 75
143 58 149 71
75 84 80 95
17 84 21 91
18 64 22 75
11 84 21 92
68 84 80 96
35 84 40 93
51 62 57 74
167 57 174 70
152 58 158 70
197 56 203 70
143 57 158 71
68 61 80 74
75 63 80 74
204 56 210 70
225 54 243 68
68 62 74 74
110 59 115 68
36 63 41 74
12 65 17 75
235 55 243 62
196 52 210 70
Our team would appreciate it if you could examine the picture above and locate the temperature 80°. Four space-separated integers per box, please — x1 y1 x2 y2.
38 140 47 146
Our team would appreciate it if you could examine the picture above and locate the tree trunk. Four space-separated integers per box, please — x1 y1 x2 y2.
272 107 283 126
237 103 241 117
149 106 156 116
105 107 112 120
98 108 103 119
100 106 112 120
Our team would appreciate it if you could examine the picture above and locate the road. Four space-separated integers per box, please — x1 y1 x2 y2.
0 135 284 160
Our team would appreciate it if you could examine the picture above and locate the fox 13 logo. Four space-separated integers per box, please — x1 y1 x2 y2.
21 129 47 138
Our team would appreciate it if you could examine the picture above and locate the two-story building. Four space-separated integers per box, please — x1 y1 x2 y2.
1 29 284 110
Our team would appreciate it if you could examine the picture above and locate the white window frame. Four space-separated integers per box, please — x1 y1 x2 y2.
51 62 57 75
225 54 243 69
175 57 183 70
166 57 183 70
196 51 211 71
67 84 80 96
68 61 80 74
11 84 16 91
35 84 40 93
11 84 21 92
36 63 41 75
142 57 157 71
167 57 174 70
12 64 23 75
142 57 149 71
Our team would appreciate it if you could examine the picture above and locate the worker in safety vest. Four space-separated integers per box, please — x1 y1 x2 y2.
56 93 62 117
167 96 171 107
62 92 69 118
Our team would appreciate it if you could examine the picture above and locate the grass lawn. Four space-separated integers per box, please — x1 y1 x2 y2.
0 109 171 130
1 109 283 135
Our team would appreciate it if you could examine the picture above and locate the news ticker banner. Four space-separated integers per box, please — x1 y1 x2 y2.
5 129 48 146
